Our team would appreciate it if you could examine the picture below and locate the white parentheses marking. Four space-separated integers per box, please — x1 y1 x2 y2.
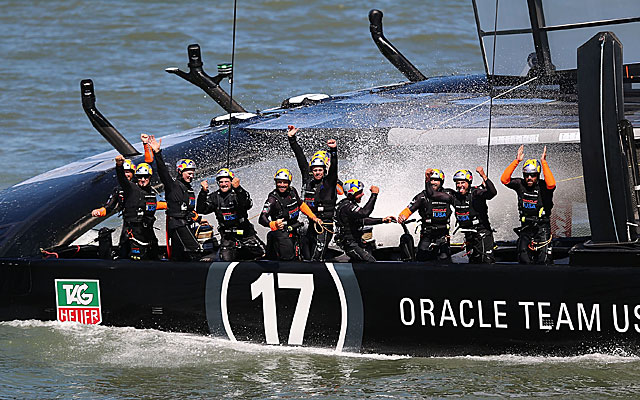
221 261 239 341
326 262 347 352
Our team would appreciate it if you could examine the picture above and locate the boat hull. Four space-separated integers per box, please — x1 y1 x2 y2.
2 258 640 356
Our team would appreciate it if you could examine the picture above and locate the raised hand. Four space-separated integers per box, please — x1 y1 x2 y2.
476 166 487 180
200 180 209 192
231 177 240 188
148 135 161 153
425 168 434 179
140 133 149 144
115 155 124 166
541 145 547 162
287 125 298 137
516 144 524 162
370 185 380 194
327 139 337 148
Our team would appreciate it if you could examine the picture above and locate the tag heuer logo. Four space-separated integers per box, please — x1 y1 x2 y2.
55 279 102 325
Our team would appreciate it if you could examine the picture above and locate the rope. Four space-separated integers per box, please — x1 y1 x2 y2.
314 220 335 235
529 234 553 251
226 0 239 168
485 0 499 174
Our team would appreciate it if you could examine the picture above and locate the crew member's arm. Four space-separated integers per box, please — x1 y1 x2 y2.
141 133 154 163
114 155 132 196
424 169 454 204
540 146 556 189
92 188 119 217
259 198 279 230
287 125 309 180
475 166 497 200
299 202 320 225
233 178 253 211
327 139 338 187
363 216 396 225
501 145 523 185
196 180 214 214
148 135 173 190
398 192 423 223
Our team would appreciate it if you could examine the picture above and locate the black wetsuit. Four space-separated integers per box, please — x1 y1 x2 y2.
196 185 264 261
259 187 305 261
116 165 158 260
427 179 497 264
334 193 385 262
506 178 554 264
289 135 338 261
98 186 129 258
405 186 455 261
154 150 200 261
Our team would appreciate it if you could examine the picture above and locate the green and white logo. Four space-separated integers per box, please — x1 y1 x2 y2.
55 279 102 325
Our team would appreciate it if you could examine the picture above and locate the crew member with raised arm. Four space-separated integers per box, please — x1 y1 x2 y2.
92 158 135 258
259 168 321 260
501 145 556 264
115 155 159 260
287 125 338 261
334 179 396 262
398 168 454 261
426 167 497 264
146 135 201 261
197 168 265 261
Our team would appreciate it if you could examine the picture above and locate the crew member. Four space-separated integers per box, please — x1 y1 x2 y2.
146 135 201 261
398 168 454 261
197 168 265 261
334 179 396 262
92 158 135 258
259 168 321 260
115 155 159 260
501 145 556 264
426 167 497 264
287 125 338 261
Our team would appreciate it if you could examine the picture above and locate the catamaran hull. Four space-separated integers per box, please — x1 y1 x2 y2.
2 258 640 356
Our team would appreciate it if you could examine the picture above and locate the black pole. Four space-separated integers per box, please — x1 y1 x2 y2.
80 79 140 157
368 9 426 82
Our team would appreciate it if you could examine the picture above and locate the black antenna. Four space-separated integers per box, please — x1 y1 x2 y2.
485 0 499 174
226 0 239 168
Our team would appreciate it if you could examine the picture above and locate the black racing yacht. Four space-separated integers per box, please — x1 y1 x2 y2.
1 1 640 356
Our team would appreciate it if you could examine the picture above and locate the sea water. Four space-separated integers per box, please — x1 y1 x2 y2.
0 0 637 398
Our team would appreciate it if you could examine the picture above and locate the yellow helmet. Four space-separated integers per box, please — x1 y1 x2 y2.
135 163 153 176
309 151 330 169
274 168 292 183
343 179 365 198
523 159 541 175
176 158 196 173
453 169 473 183
215 168 234 181
122 159 136 171
430 168 445 181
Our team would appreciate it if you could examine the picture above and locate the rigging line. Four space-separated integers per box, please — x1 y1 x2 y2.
485 0 499 175
226 0 239 169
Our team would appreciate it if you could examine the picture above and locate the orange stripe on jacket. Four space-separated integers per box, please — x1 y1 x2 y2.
157 201 167 210
399 207 412 220
299 202 317 220
501 159 519 185
541 160 556 189
144 143 154 163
